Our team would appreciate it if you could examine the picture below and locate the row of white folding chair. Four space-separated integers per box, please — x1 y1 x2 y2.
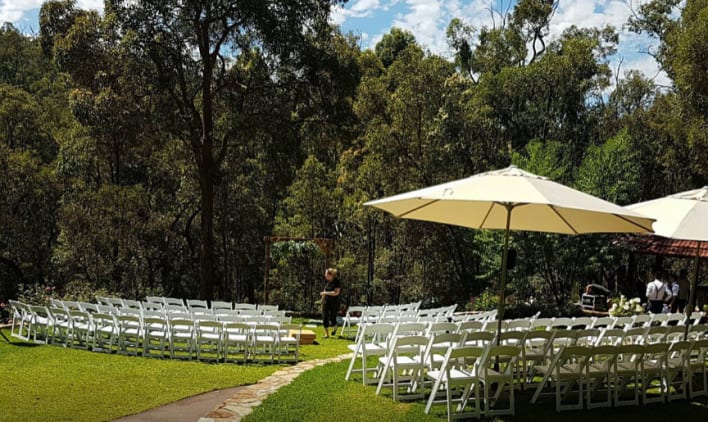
22 306 300 363
530 339 708 412
341 302 446 338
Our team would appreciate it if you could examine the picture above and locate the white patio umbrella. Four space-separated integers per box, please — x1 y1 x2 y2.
627 186 708 331
365 165 655 341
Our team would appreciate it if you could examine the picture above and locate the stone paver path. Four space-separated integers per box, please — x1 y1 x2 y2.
198 353 351 422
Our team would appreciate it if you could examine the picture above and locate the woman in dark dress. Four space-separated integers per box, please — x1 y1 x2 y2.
320 268 341 338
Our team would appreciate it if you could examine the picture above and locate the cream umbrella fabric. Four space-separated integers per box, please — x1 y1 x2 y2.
365 165 655 341
365 166 655 234
627 186 708 329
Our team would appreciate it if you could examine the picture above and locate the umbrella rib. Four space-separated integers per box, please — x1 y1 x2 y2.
612 213 655 233
478 202 497 229
548 205 579 235
398 199 440 218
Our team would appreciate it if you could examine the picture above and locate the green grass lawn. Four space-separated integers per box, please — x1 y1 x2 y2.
0 323 350 422
246 358 708 422
0 330 279 421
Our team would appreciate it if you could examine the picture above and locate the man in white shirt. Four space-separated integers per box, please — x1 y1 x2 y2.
646 270 672 314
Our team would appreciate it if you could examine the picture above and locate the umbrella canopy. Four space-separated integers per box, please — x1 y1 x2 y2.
365 166 655 234
365 165 655 341
626 186 708 329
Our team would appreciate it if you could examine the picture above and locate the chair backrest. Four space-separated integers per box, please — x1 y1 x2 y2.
63 301 81 311
211 300 233 311
142 302 163 311
79 303 99 314
163 297 185 307
497 330 526 347
504 319 531 331
575 328 601 346
664 312 685 326
663 325 686 343
531 317 554 330
359 323 394 346
145 296 164 305
689 312 703 326
571 317 593 330
92 312 116 328
196 319 223 334
105 297 125 308
117 314 141 327
457 320 484 333
650 313 669 326
122 299 143 310
187 299 209 310
234 303 257 310
622 327 648 345
237 308 262 317
97 304 117 314
631 314 651 328
479 345 521 377
142 310 165 319
689 324 708 340
393 322 427 337
387 335 428 359
643 326 668 344
426 322 458 336
551 317 573 330
591 317 615 329
424 332 463 361
29 305 52 321
596 328 625 346
346 305 366 318
461 330 495 347
258 304 278 312
164 304 188 313
613 316 634 330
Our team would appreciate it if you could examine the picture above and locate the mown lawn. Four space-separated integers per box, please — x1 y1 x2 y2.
0 323 351 422
0 330 278 421
246 358 708 422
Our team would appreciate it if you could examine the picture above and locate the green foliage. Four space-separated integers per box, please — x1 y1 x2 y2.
0 1 705 318
468 288 499 311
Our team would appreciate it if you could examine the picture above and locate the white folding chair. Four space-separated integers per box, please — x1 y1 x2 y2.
143 316 169 358
117 314 143 355
341 306 365 339
425 346 484 420
169 317 195 360
277 323 301 363
195 319 223 362
613 344 644 406
91 312 118 353
223 321 250 363
376 335 428 401
665 340 692 401
251 323 279 363
48 307 71 346
641 342 669 404
530 345 589 412
9 300 32 340
28 305 54 344
68 310 94 349
585 345 617 409
345 323 394 385
478 345 521 416
687 338 708 398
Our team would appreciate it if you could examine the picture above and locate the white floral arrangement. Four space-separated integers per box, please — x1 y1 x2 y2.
608 295 645 317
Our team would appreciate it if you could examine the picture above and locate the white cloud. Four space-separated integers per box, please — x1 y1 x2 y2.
0 0 103 25
0 0 43 24
331 0 385 26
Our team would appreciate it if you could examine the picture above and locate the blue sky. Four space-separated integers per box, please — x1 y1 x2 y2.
1 0 670 87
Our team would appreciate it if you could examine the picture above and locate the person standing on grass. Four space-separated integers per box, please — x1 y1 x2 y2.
320 268 340 338
646 270 672 314
677 269 690 313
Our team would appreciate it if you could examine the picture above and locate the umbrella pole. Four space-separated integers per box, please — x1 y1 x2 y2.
496 205 513 346
684 242 702 340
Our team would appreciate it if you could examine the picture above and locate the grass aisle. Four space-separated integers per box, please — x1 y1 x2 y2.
0 331 278 422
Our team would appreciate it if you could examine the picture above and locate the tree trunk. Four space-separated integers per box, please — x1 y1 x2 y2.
198 18 215 302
